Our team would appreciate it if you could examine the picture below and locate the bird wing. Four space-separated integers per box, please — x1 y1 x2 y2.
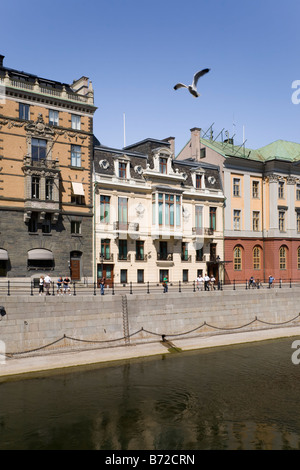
192 68 210 88
174 83 188 90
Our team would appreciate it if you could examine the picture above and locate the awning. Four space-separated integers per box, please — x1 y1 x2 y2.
0 249 8 260
72 182 85 196
28 249 54 260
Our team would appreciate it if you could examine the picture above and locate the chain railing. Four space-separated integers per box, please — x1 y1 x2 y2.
0 278 300 296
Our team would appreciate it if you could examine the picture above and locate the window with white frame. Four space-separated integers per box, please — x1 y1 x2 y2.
71 145 81 167
49 110 59 126
233 209 241 230
71 114 81 130
233 178 240 197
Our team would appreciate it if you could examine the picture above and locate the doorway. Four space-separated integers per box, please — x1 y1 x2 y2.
70 251 82 281
97 264 114 288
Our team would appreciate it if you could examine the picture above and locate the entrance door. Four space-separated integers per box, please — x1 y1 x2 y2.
97 264 114 288
70 259 81 281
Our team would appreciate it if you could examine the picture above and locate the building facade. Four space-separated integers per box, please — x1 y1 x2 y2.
176 127 300 283
0 55 96 279
93 137 224 287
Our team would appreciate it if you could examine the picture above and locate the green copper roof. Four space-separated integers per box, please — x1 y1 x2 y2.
195 138 300 163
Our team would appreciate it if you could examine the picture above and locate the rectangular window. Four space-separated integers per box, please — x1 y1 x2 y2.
159 241 168 260
118 240 128 260
253 211 260 231
119 162 127 178
279 211 285 232
165 194 174 226
136 241 144 260
195 206 203 228
297 213 300 233
120 269 127 284
71 114 81 130
209 207 216 230
28 212 38 233
100 195 110 223
32 138 47 161
101 239 110 260
159 269 169 283
159 157 167 174
181 242 188 261
233 210 241 230
196 248 203 261
118 197 128 229
71 145 81 167
158 193 163 225
233 178 240 197
49 110 59 126
46 178 54 200
182 269 189 282
19 103 30 120
42 213 52 234
152 194 156 225
252 181 259 198
71 221 81 235
196 174 202 188
32 176 40 199
278 181 285 199
176 196 181 226
137 269 144 283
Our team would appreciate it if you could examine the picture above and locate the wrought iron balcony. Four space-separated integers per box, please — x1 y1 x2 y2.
135 253 148 261
192 227 214 236
181 254 192 262
157 252 173 261
118 253 131 261
99 253 114 262
113 221 139 231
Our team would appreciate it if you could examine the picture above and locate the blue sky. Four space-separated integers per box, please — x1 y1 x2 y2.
2 0 300 155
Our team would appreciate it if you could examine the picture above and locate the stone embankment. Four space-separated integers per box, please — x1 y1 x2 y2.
0 288 300 377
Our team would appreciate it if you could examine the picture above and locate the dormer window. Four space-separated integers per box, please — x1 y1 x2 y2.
196 174 202 188
119 162 127 178
159 157 167 174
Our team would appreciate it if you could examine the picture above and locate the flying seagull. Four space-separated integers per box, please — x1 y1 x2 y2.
174 68 210 98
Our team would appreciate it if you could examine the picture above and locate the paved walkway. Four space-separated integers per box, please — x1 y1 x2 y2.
1 326 300 379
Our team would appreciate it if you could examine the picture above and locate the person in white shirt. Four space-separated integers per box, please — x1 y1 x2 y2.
210 275 216 290
44 274 52 296
204 273 210 291
196 275 204 291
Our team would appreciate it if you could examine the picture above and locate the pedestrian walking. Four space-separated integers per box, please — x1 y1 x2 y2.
163 275 168 293
99 277 105 295
204 273 210 291
39 275 44 295
44 274 52 295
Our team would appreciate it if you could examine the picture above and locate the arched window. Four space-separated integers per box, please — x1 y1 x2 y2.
279 246 287 270
233 246 242 270
253 246 261 270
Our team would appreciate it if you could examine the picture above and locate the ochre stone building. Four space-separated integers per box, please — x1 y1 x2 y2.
0 55 96 279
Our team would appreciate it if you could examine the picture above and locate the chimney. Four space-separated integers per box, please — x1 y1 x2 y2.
190 127 201 160
163 136 175 156
0 55 4 68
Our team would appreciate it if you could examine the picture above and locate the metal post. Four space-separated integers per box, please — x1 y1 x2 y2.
193 280 195 292
31 281 33 296
73 282 76 296
112 281 115 295
179 280 181 293
147 281 150 294
233 279 235 290
279 278 282 288
7 280 10 296
94 282 96 295
290 279 292 288
130 281 133 294
246 279 248 290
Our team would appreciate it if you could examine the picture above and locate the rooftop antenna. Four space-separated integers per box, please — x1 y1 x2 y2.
201 123 215 139
213 128 225 142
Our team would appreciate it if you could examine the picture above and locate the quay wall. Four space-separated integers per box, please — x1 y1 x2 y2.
0 289 300 355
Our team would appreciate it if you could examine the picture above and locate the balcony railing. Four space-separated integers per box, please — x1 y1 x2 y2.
181 254 192 262
118 254 131 262
135 254 148 261
157 253 173 261
192 227 215 236
99 253 114 262
23 155 59 170
113 222 139 231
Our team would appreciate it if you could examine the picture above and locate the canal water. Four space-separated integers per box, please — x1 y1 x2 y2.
0 337 300 450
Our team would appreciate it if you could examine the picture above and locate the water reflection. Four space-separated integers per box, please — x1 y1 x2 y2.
1 337 300 449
